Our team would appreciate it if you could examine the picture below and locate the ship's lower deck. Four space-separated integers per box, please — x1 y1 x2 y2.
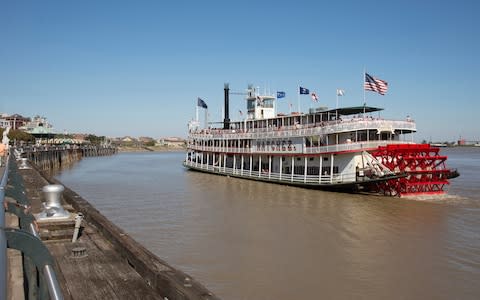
183 159 405 193
183 149 401 192
184 143 454 196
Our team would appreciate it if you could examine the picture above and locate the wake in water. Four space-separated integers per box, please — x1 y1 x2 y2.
402 193 478 206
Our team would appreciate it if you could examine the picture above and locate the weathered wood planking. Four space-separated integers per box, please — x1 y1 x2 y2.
16 161 219 300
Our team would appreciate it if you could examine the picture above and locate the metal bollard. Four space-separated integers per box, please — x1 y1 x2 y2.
72 213 84 242
37 184 70 220
19 157 30 169
14 149 23 160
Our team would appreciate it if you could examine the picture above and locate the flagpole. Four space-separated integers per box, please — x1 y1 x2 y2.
196 102 199 123
336 90 338 120
297 85 300 113
363 67 366 117
205 109 208 129
363 67 366 106
336 90 339 109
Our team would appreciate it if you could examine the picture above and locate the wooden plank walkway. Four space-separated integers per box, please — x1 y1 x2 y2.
46 225 161 300
11 162 219 300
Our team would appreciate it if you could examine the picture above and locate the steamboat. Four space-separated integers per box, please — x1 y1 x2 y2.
184 84 457 197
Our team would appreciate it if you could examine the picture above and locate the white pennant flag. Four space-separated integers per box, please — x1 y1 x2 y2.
336 89 345 96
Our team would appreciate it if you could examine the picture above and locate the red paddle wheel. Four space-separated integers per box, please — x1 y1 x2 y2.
370 144 452 197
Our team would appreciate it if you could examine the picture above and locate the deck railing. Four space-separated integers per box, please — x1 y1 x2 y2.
188 140 414 155
189 119 416 140
184 160 357 185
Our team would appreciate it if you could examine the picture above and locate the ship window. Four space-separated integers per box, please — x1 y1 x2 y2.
323 157 328 161
307 167 319 175
247 100 255 110
321 166 338 175
263 99 274 108
282 157 285 161
309 157 314 161
358 130 367 141
294 166 304 174
297 157 301 161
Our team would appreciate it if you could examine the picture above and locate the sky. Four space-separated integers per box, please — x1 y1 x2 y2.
1 0 479 141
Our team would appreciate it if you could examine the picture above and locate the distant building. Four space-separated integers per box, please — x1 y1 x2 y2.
18 115 57 144
20 115 54 132
138 136 155 144
0 116 9 129
158 137 185 148
4 114 30 130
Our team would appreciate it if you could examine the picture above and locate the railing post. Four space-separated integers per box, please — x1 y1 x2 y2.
5 228 64 300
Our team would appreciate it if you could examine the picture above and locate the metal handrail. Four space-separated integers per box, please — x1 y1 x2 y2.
1 152 64 300
1 151 11 300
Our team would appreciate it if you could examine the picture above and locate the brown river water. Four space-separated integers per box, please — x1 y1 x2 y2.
55 147 480 300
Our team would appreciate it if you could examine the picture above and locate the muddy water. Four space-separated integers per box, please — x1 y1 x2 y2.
55 147 480 299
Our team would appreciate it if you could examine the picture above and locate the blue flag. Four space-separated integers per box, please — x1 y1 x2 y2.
277 91 286 99
299 87 310 94
197 98 208 109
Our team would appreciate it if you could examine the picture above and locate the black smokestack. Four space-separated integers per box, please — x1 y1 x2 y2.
224 83 230 129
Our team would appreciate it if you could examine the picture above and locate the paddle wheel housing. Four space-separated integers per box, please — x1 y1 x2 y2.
370 144 451 196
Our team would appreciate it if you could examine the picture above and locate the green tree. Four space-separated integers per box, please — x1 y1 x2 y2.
0 129 35 143
85 134 106 145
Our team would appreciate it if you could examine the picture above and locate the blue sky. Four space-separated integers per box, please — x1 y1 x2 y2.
1 0 479 141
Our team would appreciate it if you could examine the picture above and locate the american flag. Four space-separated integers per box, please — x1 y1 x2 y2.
311 92 318 102
364 73 388 95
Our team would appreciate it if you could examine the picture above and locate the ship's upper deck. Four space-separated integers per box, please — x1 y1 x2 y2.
189 106 416 140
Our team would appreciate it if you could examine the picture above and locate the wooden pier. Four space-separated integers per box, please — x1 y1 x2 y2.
4 150 219 300
25 146 118 171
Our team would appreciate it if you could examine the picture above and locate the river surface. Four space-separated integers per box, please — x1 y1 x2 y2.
55 147 480 300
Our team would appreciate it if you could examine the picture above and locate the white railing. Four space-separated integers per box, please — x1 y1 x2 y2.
188 140 415 155
189 119 416 140
184 160 357 185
